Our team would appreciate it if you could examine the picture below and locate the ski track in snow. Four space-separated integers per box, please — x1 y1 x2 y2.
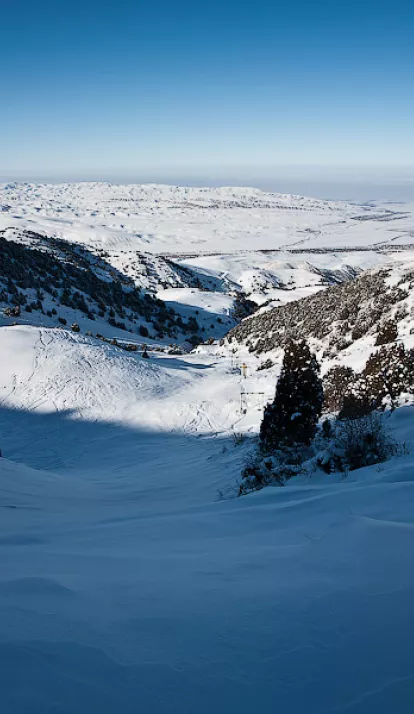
0 325 414 712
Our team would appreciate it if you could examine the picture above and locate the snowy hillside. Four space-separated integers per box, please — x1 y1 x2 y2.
1 183 414 712
179 248 389 306
2 182 414 345
0 228 241 344
225 258 414 370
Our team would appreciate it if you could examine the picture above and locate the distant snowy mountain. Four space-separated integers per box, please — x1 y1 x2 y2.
1 181 413 255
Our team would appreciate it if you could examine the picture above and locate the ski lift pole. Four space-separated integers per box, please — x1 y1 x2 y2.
240 385 248 415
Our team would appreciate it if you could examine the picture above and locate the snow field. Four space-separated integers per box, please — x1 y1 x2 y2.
1 182 413 255
1 182 414 712
0 325 414 712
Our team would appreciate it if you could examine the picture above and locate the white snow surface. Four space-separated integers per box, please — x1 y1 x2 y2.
1 183 414 712
1 181 414 255
1 323 414 713
2 182 414 316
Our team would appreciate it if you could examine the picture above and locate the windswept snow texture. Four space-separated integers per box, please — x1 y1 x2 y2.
1 324 414 713
1 183 414 712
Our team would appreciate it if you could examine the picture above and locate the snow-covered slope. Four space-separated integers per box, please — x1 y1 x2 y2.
1 322 414 712
0 182 351 254
2 182 413 328
1 183 414 713
0 229 236 345
224 257 414 371
180 249 390 306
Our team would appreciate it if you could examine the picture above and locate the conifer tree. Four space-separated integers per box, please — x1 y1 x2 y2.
260 339 323 450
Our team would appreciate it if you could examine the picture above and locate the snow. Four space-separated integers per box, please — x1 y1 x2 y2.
180 249 392 306
156 287 236 336
156 287 233 315
2 182 414 318
1 182 414 256
1 324 414 712
1 183 414 712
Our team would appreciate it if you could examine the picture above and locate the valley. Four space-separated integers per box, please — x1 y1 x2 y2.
1 183 414 713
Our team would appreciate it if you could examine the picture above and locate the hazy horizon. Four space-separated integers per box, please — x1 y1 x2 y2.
1 166 413 203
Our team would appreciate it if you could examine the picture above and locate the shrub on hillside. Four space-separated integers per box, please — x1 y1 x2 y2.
375 319 398 346
188 334 202 347
360 343 414 409
328 345 414 418
226 267 408 358
240 342 412 495
323 365 356 413
335 412 396 471
239 450 306 495
257 358 274 371
338 392 374 420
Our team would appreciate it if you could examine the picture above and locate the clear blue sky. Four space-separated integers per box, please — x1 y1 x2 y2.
1 0 414 181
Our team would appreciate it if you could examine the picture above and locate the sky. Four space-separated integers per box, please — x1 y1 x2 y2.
1 0 414 189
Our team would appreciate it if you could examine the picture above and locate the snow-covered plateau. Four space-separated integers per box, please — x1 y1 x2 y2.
1 183 414 713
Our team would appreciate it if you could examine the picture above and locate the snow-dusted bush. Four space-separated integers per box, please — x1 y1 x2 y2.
239 450 306 495
240 342 412 494
335 412 396 471
239 458 278 494
324 345 414 418
338 393 374 420
375 319 398 346
257 358 274 371
359 343 414 409
240 408 401 495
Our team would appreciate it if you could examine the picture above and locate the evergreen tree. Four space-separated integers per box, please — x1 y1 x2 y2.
260 339 323 450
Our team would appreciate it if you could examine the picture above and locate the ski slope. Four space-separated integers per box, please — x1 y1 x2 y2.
1 323 414 712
